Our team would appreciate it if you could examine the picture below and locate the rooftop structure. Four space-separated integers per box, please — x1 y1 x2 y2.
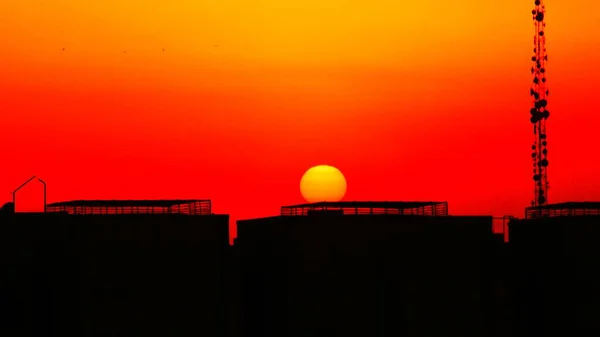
237 207 495 337
525 202 600 219
280 201 448 216
2 201 229 337
46 199 212 215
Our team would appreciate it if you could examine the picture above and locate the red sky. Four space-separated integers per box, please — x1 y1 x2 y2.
1 0 599 239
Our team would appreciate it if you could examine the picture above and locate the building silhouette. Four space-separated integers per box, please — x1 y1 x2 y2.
3 196 600 337
0 199 230 337
235 201 504 337
508 202 600 337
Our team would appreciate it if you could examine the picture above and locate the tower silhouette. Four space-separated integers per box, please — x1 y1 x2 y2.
530 0 550 206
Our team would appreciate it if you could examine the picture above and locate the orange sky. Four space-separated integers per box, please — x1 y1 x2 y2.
1 0 599 238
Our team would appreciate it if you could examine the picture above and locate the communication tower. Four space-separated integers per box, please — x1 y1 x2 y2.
530 0 550 206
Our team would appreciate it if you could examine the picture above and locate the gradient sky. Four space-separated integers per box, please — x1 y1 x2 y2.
1 0 599 238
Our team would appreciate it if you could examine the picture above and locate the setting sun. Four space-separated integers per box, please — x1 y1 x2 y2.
300 165 347 203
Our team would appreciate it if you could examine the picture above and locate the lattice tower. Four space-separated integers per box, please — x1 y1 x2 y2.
530 0 550 206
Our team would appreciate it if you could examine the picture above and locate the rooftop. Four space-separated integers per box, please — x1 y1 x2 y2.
525 201 600 219
46 199 212 215
281 201 448 216
47 199 208 207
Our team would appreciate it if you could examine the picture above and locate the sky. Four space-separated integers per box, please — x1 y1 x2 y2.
1 0 599 239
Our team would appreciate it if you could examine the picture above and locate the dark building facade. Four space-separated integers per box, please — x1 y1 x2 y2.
235 201 502 337
509 202 600 337
11 198 600 337
0 200 230 337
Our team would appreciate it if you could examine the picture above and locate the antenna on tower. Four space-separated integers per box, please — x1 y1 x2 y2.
530 0 550 206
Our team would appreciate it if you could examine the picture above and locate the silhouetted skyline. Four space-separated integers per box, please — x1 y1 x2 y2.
2 1 600 336
2 1 600 239
4 199 600 336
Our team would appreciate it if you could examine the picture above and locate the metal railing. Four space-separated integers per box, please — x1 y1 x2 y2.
281 202 448 217
526 205 600 219
46 200 212 215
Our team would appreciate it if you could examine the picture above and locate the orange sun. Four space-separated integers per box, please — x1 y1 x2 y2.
300 165 347 203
